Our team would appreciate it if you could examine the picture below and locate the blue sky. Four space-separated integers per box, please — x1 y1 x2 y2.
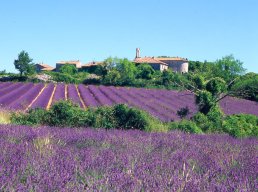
0 0 257 73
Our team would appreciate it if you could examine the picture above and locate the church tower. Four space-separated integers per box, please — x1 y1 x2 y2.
136 48 140 58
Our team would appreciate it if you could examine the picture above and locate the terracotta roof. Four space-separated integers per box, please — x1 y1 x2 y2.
41 67 55 71
133 57 168 65
36 63 54 69
156 57 188 61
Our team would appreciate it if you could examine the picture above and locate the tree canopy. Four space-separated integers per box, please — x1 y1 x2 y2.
59 64 78 75
214 55 246 82
14 51 35 76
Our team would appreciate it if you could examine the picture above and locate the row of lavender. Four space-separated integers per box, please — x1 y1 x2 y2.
0 82 257 121
0 124 257 191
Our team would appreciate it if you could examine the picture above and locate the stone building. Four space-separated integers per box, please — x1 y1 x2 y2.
35 63 55 73
134 57 168 71
157 57 188 73
133 48 188 73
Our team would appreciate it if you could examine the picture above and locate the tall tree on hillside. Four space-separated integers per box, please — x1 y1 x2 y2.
14 50 34 76
214 55 246 82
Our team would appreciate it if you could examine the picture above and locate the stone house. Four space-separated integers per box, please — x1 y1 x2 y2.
133 48 189 73
35 63 55 73
134 57 168 71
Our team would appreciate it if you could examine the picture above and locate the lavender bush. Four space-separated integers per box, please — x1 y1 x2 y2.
30 84 55 109
52 83 66 105
67 84 84 108
0 124 257 191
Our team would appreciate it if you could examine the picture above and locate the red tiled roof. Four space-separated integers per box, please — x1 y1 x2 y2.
133 57 168 65
36 63 54 69
41 67 55 71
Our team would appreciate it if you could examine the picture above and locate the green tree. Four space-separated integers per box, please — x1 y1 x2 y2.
14 50 34 76
161 69 173 86
116 58 136 85
206 77 227 97
192 74 205 90
103 69 121 85
137 63 155 79
195 90 215 115
103 57 120 71
230 72 258 101
59 64 78 75
214 55 246 82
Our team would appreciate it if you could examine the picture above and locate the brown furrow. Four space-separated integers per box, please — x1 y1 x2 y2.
46 84 57 110
76 85 86 109
65 84 68 100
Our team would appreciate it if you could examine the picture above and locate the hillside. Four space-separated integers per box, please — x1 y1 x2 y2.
0 82 257 121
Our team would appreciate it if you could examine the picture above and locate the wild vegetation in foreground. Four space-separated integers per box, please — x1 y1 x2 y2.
0 124 257 191
9 100 258 138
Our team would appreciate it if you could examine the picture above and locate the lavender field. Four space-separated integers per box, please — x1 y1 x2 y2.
0 124 257 191
0 82 257 121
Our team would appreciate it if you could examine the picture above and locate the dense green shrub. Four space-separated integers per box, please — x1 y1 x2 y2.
51 72 79 83
206 106 224 133
11 101 158 131
10 100 258 137
46 100 86 127
114 104 149 130
11 108 48 126
192 112 210 132
192 107 224 133
169 120 203 134
94 106 117 128
222 114 258 138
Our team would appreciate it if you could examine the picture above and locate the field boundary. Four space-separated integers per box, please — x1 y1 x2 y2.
76 85 86 108
46 84 56 110
65 84 68 100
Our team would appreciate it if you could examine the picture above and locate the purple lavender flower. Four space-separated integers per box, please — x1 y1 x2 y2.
30 83 55 109
0 124 257 191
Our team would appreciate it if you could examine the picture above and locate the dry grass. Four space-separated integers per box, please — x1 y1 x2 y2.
0 110 11 124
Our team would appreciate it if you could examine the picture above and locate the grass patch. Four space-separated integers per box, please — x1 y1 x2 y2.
0 111 11 124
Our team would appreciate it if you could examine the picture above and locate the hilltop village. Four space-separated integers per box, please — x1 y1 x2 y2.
35 48 189 73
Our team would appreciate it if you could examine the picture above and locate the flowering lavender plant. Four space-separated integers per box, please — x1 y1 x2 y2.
0 124 257 191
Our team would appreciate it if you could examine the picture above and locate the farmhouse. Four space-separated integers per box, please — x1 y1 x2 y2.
134 56 168 71
35 63 55 73
133 48 189 73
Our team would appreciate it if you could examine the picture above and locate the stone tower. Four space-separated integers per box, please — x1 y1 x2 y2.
136 48 140 58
